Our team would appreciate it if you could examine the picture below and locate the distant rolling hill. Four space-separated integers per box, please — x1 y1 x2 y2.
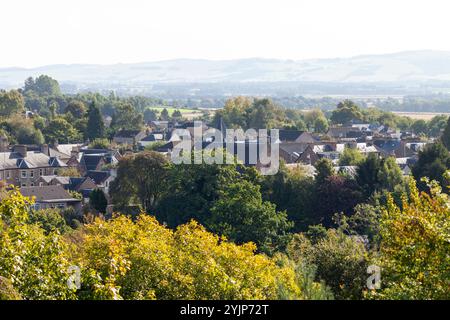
2 50 450 92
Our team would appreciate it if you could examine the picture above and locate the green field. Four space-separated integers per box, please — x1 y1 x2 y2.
146 106 201 114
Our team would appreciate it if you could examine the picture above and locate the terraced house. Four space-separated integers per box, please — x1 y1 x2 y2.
0 145 67 187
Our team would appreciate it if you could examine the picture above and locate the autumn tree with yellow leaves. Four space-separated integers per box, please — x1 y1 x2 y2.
369 176 450 299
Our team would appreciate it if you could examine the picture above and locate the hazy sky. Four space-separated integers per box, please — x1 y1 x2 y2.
2 0 450 68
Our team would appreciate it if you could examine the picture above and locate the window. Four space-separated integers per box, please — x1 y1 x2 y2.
30 183 34 186
21 183 27 187
57 203 65 209
39 169 43 176
30 170 34 178
21 171 27 178
6 171 10 179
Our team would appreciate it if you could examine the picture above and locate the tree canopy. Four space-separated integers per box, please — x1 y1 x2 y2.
369 177 450 299
86 101 105 140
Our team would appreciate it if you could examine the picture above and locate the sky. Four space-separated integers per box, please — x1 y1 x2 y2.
1 0 450 68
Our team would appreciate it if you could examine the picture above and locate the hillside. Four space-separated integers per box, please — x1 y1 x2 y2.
2 51 450 89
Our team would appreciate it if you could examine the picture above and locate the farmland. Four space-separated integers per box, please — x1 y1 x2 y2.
145 106 204 120
392 111 450 120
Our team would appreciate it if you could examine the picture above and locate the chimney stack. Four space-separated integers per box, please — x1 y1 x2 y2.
41 144 49 156
14 145 27 158
0 135 9 152
71 146 80 158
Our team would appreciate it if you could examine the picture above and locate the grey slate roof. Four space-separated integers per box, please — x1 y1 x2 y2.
277 130 306 142
86 170 111 184
80 154 104 171
373 139 415 157
279 143 310 156
114 130 143 138
140 133 164 142
20 185 80 203
0 151 67 170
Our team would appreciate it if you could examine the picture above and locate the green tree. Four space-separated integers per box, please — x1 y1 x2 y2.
313 116 329 133
0 89 25 117
24 75 61 96
261 164 316 231
89 189 108 213
335 203 382 246
43 118 80 143
378 156 404 192
29 208 70 235
294 119 308 131
441 116 450 150
339 147 365 166
215 96 252 129
156 160 255 226
156 159 291 254
411 119 428 136
171 109 182 119
304 109 326 131
314 158 334 184
86 101 105 140
330 100 363 125
356 154 404 197
427 115 448 137
247 98 281 129
412 142 450 192
160 108 169 121
89 138 110 149
111 102 143 130
110 151 169 212
5 115 44 145
314 175 364 227
65 100 87 118
287 228 369 300
356 153 381 196
209 179 293 254
49 101 58 119
143 109 158 122
23 90 46 113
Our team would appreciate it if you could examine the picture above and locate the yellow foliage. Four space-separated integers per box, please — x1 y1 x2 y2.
0 187 76 300
369 178 450 299
72 215 301 300
1 187 302 300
